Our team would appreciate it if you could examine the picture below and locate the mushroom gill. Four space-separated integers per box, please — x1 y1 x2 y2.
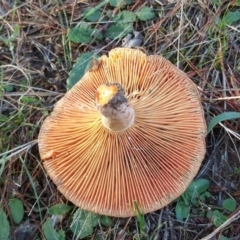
38 48 206 217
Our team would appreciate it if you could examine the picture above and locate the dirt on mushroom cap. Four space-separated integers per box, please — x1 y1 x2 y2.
38 48 206 217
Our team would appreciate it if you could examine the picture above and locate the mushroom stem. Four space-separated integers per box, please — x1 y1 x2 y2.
96 83 135 132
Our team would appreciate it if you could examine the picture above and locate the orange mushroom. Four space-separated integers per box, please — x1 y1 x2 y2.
38 48 206 217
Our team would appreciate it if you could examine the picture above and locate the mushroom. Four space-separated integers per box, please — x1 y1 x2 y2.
38 48 206 217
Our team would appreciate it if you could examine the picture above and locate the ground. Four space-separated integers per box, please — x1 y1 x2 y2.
0 0 240 240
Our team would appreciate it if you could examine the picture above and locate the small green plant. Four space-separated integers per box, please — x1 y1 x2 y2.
70 208 113 239
42 203 74 240
42 204 113 240
207 198 237 227
67 1 155 44
219 10 240 29
175 179 237 228
0 198 25 239
232 167 240 176
175 178 237 240
0 208 10 240
207 210 228 227
133 201 146 237
43 218 66 240
0 24 19 51
175 179 210 221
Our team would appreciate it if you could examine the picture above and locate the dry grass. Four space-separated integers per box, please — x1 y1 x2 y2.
1 0 240 239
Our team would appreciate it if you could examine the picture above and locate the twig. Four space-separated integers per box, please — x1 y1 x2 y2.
0 140 38 161
116 217 132 240
154 209 164 240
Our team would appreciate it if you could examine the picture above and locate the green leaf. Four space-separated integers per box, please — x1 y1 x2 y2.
68 24 102 44
113 11 136 22
213 216 226 227
179 179 210 207
136 7 155 21
223 198 237 212
105 22 133 39
21 96 40 105
59 231 65 240
83 0 108 21
105 24 124 39
175 201 190 221
105 11 135 39
0 209 10 240
83 9 102 21
4 84 14 92
211 0 221 6
220 235 231 240
207 112 240 133
199 191 211 202
100 215 113 227
67 52 99 90
191 197 199 206
212 210 227 227
214 210 222 217
206 211 213 219
43 218 66 240
70 208 100 239
204 191 211 198
186 179 210 199
181 192 191 205
48 204 73 215
9 198 24 224
222 10 240 25
109 0 132 7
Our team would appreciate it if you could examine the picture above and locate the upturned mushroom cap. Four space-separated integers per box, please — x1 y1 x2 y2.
38 48 206 217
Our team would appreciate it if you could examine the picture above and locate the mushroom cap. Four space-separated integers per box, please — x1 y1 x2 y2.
38 48 206 217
